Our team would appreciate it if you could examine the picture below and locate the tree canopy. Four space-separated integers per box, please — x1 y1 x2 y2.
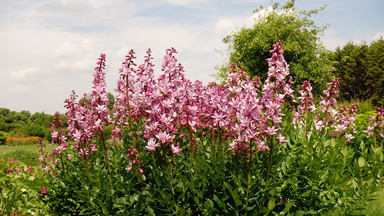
220 0 334 95
330 38 384 106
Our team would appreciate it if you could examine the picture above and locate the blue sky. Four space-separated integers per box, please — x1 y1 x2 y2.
0 0 383 114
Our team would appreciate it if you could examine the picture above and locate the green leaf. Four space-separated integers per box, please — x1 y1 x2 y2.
302 191 311 198
330 138 336 147
204 199 214 210
214 194 226 209
268 199 275 210
232 191 242 206
146 206 155 216
358 157 366 167
129 193 139 204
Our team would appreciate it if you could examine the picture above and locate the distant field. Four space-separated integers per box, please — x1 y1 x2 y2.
0 144 55 155
0 144 56 166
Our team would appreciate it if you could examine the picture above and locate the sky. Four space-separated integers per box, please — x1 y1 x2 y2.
0 0 383 114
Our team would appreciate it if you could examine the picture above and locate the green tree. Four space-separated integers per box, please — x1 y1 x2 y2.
220 0 334 95
0 108 12 123
366 38 384 106
31 112 53 127
330 38 384 106
330 42 369 101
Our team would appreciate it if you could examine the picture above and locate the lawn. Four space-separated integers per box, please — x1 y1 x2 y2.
352 188 384 216
0 144 56 166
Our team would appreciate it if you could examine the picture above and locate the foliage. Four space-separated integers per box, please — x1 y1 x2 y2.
0 108 54 140
219 0 334 96
329 38 384 106
39 44 383 215
0 155 49 215
0 131 9 145
338 99 377 114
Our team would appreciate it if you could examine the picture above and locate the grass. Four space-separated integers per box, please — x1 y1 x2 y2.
0 144 56 166
352 188 384 216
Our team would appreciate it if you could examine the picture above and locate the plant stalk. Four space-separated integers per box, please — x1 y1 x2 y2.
266 137 274 181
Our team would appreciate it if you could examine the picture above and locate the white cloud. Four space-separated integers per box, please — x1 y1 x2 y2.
54 42 77 56
6 84 32 93
1 0 381 114
11 67 39 81
373 32 384 40
54 39 94 56
165 0 212 8
214 19 234 35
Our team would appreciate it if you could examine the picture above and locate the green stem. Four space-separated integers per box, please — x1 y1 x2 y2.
266 137 275 181
161 144 178 212
100 130 111 173
246 140 253 210
60 153 65 173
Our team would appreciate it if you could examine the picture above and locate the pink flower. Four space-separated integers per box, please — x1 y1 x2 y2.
40 187 47 194
55 144 66 154
265 126 277 136
315 120 324 131
67 154 72 161
79 148 89 156
145 138 160 151
90 144 97 153
38 155 45 162
170 142 183 155
156 131 172 144
126 161 133 172
345 133 354 142
334 124 347 134
276 133 288 144
6 168 14 174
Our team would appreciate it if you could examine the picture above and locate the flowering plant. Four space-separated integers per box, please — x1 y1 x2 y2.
41 43 383 215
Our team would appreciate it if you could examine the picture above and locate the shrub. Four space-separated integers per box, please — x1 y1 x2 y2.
0 157 49 215
0 131 9 145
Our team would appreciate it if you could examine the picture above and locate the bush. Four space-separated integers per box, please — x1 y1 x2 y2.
24 124 46 138
0 157 49 215
0 131 9 145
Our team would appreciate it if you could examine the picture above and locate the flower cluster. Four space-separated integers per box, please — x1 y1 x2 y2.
50 112 69 158
365 106 384 139
294 80 315 128
60 41 372 177
126 145 143 176
315 79 359 142
64 54 110 161
86 43 292 158
6 136 43 146
331 103 359 142
6 159 35 175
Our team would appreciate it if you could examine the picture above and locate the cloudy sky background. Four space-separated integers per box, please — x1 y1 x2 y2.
0 0 383 114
